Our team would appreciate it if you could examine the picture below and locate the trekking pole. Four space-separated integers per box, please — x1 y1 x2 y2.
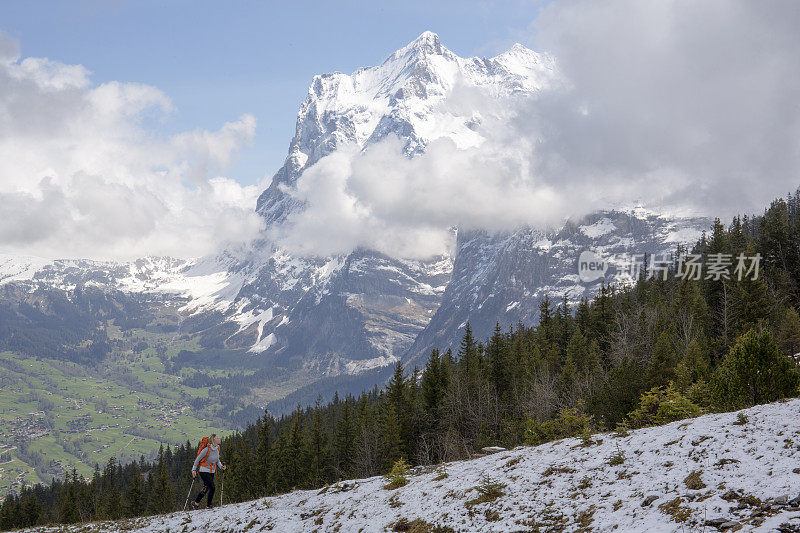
220 470 224 506
182 478 195 511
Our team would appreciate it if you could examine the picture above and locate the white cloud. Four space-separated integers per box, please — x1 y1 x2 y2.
528 0 800 216
271 0 800 259
0 31 263 261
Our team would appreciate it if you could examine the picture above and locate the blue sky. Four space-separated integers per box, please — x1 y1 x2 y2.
0 0 548 186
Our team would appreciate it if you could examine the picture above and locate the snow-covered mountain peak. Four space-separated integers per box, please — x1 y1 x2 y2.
384 30 452 63
256 33 556 221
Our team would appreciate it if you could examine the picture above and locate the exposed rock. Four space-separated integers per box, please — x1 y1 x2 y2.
721 490 739 501
641 494 660 507
481 446 507 454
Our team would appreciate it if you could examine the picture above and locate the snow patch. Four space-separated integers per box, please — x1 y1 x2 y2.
579 218 617 238
249 333 276 354
664 227 704 244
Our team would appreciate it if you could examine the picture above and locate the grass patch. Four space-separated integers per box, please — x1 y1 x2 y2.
576 506 595 530
465 474 506 508
543 465 575 476
684 470 706 490
391 518 455 532
733 412 749 425
607 445 625 466
658 497 692 523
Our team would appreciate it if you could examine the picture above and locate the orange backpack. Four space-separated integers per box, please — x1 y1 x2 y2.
196 436 214 473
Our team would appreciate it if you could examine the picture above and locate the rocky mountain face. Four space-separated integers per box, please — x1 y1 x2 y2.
407 209 705 364
0 33 706 408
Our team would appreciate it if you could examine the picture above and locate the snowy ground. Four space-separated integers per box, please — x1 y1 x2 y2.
26 399 800 532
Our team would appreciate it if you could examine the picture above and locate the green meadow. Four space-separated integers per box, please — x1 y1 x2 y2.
0 326 233 496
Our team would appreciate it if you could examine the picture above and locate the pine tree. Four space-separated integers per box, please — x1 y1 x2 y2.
101 457 122 519
776 307 800 356
0 494 16 531
675 339 711 392
712 329 799 408
124 469 145 518
538 295 553 343
227 436 254 502
255 416 274 495
88 463 101 520
19 492 43 528
303 399 329 488
458 323 482 380
332 399 355 479
646 331 678 387
487 323 511 400
279 411 305 490
378 401 403 470
386 363 408 415
59 470 80 524
421 348 443 417
151 460 174 514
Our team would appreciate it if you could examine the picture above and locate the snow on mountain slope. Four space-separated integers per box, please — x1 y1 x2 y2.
255 31 556 224
28 399 800 532
0 254 246 315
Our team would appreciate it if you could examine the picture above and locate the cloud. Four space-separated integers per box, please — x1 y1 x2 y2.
271 0 800 259
0 30 264 261
529 0 800 215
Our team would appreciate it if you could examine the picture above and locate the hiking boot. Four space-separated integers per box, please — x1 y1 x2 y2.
191 501 200 510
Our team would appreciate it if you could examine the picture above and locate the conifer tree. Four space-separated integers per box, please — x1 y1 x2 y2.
674 339 711 392
19 492 43 528
255 416 274 495
646 331 679 387
303 399 329 487
279 411 305 490
712 329 799 408
151 460 174 514
59 470 79 524
332 399 355 478
487 323 511 400
124 469 145 518
378 401 403 470
458 323 482 381
776 307 800 356
421 348 442 417
101 457 122 519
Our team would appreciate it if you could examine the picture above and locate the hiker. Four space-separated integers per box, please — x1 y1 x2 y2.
191 434 226 509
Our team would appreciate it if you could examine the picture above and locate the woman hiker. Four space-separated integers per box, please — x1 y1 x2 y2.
191 434 226 509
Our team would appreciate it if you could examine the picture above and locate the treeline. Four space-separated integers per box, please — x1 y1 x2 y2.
2 190 800 530
0 447 194 528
